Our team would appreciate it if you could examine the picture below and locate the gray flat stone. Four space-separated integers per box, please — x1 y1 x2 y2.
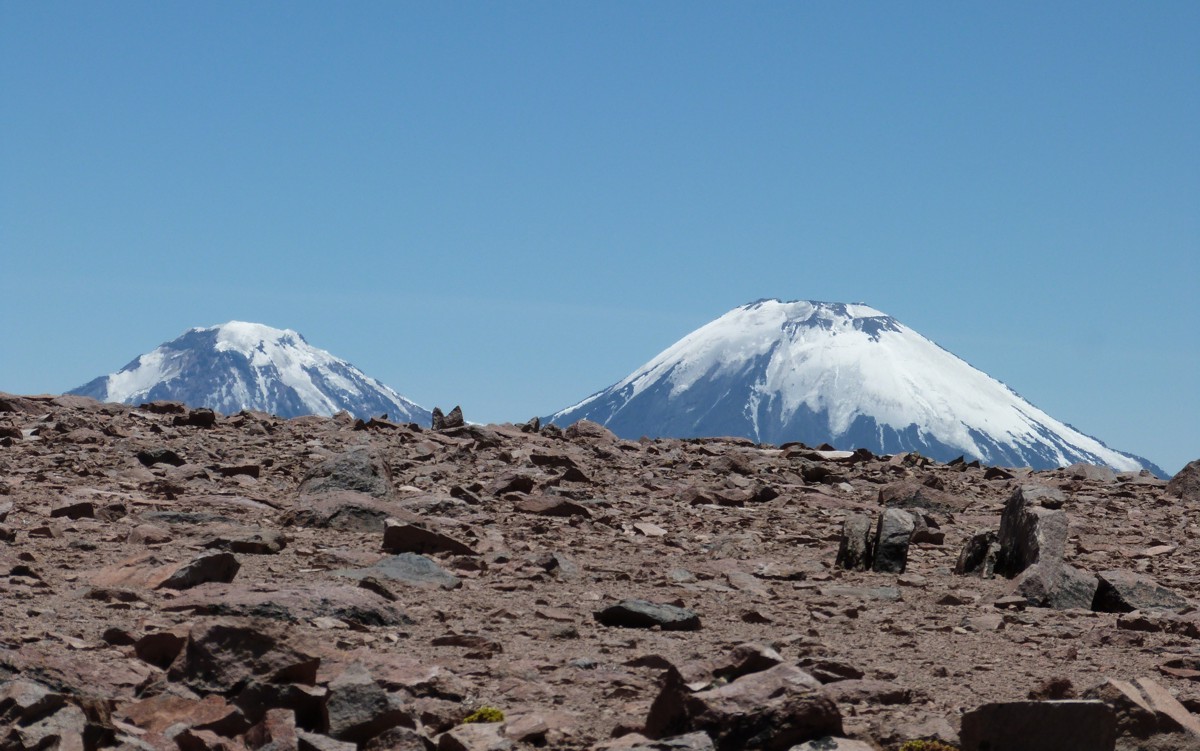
594 600 701 631
335 554 461 590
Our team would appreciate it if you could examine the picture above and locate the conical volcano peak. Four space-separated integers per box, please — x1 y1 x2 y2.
548 299 1162 475
69 322 430 422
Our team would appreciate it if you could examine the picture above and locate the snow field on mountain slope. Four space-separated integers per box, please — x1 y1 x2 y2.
606 300 1139 470
104 348 179 403
212 322 371 415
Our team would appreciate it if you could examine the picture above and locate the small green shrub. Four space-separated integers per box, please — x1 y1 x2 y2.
899 741 958 751
462 705 505 723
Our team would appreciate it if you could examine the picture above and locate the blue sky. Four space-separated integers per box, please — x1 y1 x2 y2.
2 2 1197 473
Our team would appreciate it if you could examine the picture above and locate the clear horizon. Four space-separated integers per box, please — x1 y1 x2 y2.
2 3 1196 474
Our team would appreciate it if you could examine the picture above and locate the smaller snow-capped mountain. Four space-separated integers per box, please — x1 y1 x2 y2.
70 321 430 422
547 299 1164 475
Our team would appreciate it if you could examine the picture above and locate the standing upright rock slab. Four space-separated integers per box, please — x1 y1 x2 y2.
996 484 1069 576
431 406 466 431
834 515 875 571
960 700 1116 751
954 530 1000 577
872 509 915 574
298 448 394 499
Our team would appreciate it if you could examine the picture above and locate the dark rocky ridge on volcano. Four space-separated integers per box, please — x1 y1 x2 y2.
1 392 1198 750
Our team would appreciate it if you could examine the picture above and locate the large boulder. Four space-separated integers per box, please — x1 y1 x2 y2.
960 700 1116 751
564 420 618 443
645 663 840 750
298 448 394 499
1092 570 1190 613
996 484 1069 577
167 618 321 695
834 515 874 571
871 509 915 574
877 480 968 513
431 406 465 431
91 551 240 591
323 662 412 744
162 583 413 627
954 530 1000 577
1012 562 1099 610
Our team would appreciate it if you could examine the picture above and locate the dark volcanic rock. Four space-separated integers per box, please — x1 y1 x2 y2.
323 662 411 744
1092 570 1189 613
954 530 1000 577
996 484 1069 576
159 551 241 590
91 551 240 591
595 600 701 631
834 515 874 571
871 508 915 574
202 526 287 555
334 554 462 590
298 448 394 499
431 406 465 431
167 618 321 695
513 495 591 518
959 700 1116 751
1012 563 1098 611
175 408 218 428
381 519 477 556
646 663 840 750
137 448 186 467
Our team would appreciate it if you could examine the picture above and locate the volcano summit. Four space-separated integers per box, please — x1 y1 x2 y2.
548 299 1162 475
70 321 430 423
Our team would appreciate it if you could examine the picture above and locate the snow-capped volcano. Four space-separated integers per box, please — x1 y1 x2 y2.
69 321 430 423
547 299 1163 475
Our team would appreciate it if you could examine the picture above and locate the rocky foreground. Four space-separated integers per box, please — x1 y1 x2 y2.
1 393 1199 751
